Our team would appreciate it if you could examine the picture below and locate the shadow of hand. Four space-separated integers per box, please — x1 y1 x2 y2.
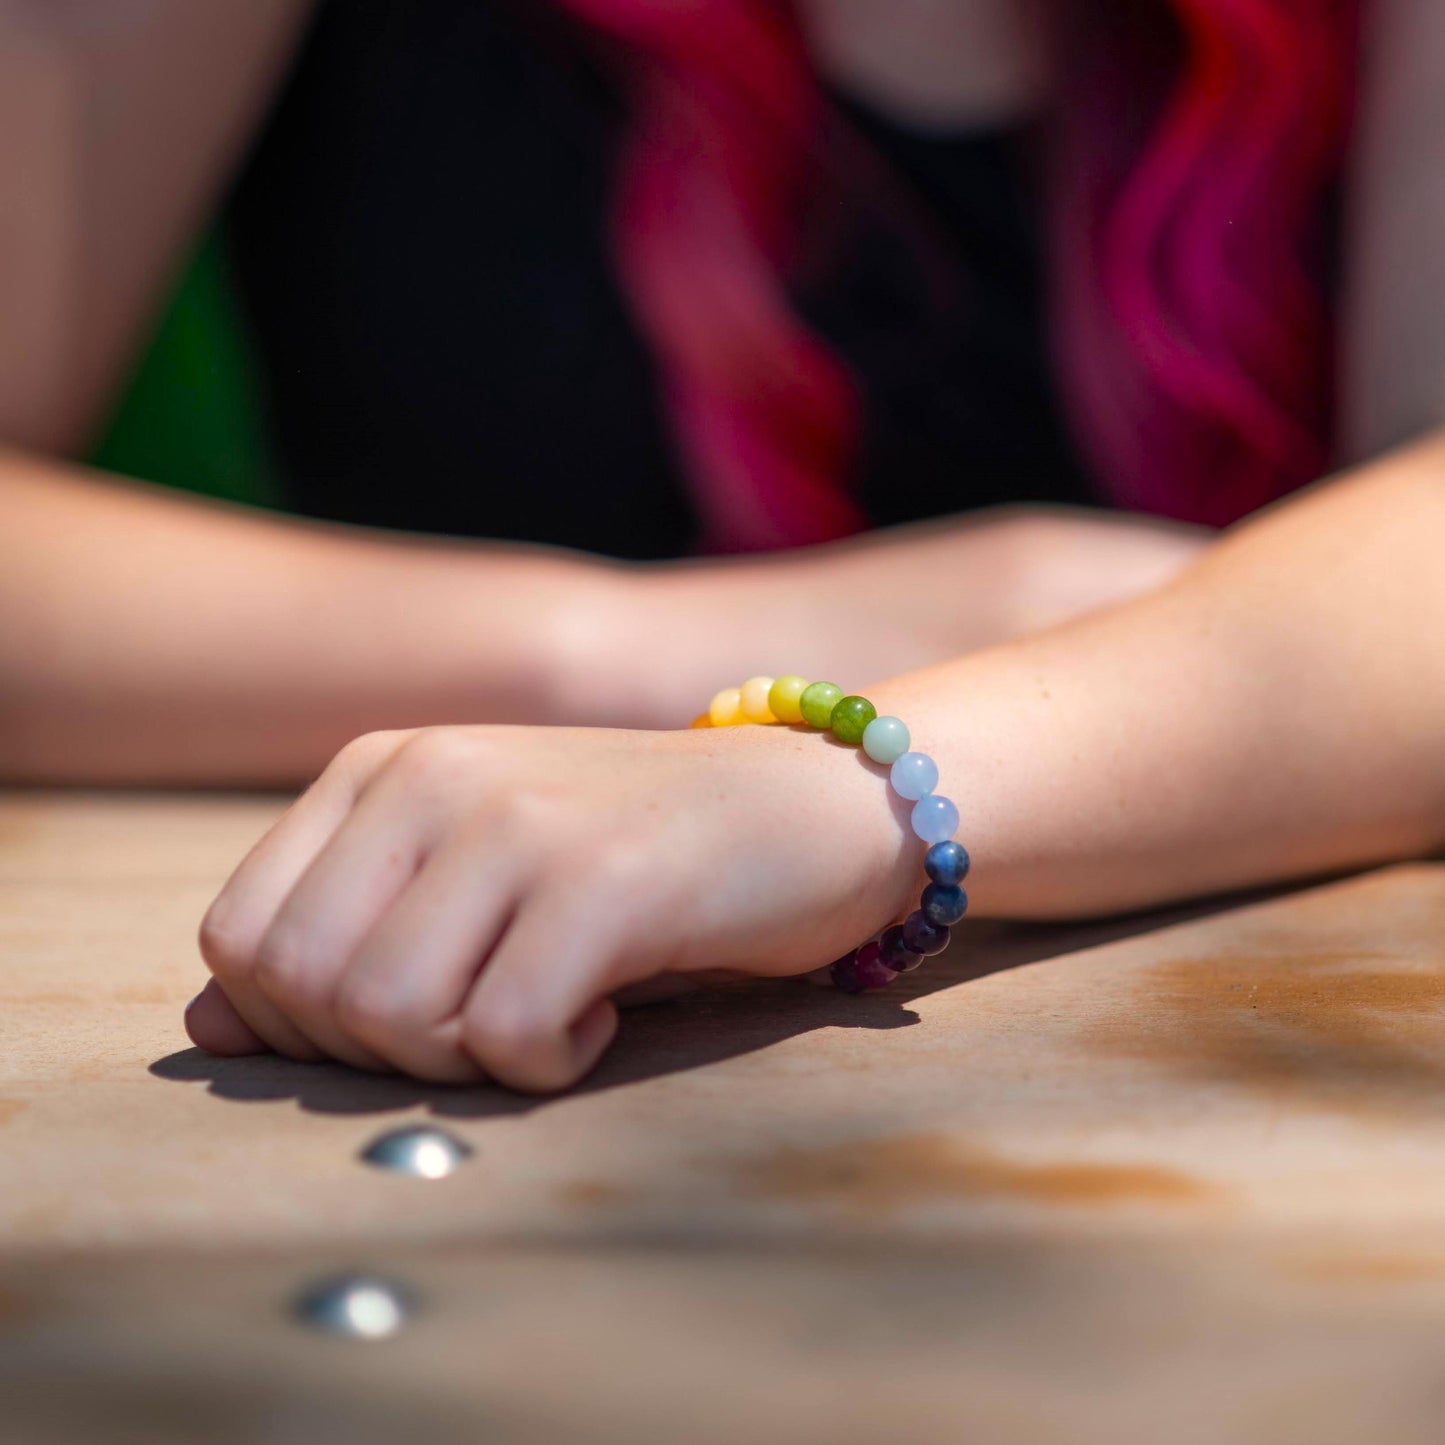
149 891 1266 1120
149 974 923 1120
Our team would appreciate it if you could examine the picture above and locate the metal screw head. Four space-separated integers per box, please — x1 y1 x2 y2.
360 1125 473 1180
293 1275 414 1340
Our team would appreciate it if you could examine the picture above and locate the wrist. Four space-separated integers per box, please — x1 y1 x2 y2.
678 719 925 961
532 560 662 726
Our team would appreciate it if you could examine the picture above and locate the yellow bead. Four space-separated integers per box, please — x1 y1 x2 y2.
739 675 777 724
708 687 745 727
767 674 809 725
689 712 713 729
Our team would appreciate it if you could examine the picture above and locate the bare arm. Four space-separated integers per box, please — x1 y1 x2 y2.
0 449 1204 785
870 431 1445 922
0 1 1205 785
184 431 1445 1088
0 449 640 784
1339 0 1445 458
0 0 313 455
180 4 1445 1087
920 0 1445 916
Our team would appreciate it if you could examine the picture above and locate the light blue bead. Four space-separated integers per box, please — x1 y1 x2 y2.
862 715 910 766
890 751 938 801
912 794 959 844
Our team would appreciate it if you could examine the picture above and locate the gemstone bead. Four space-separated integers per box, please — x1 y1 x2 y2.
921 883 968 927
829 952 867 994
708 687 744 727
830 695 877 745
850 941 899 990
739 675 777 723
911 794 959 844
862 716 910 765
799 681 843 729
902 910 950 957
768 675 810 725
924 840 970 886
878 924 923 973
890 751 938 801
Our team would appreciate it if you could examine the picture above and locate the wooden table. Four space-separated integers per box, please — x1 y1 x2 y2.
4 790 1445 1444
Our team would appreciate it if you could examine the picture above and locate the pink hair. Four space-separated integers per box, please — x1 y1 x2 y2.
552 0 1359 546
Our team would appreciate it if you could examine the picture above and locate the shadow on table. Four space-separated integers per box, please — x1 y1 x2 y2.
147 891 1269 1122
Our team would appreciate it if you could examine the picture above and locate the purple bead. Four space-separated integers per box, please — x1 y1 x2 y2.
911 794 959 844
924 841 970 887
889 752 938 802
902 910 950 957
921 883 968 927
878 924 924 973
851 941 900 990
829 953 867 994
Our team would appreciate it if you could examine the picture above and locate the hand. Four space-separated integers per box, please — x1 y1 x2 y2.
187 722 918 1091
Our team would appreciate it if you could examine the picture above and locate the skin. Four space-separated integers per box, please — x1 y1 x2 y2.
801 0 1051 128
0 453 1202 784
0 0 1203 784
2 3 1442 1084
187 431 1445 1090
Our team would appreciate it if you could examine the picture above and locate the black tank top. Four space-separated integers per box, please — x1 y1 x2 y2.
225 0 1096 560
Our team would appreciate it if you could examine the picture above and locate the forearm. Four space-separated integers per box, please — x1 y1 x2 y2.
867 431 1445 919
0 451 634 786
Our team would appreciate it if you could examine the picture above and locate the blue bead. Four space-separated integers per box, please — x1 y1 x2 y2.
890 751 938 801
862 716 910 766
924 840 970 887
911 794 959 844
902 910 950 957
878 924 923 973
921 883 968 927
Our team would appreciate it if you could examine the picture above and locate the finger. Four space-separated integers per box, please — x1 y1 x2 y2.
329 826 523 1081
184 978 267 1056
251 762 445 1071
198 735 410 1060
457 887 638 1092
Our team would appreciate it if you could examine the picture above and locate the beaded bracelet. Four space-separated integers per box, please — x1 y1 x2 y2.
692 675 969 992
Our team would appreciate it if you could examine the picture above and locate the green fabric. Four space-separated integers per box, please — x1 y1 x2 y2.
88 230 277 508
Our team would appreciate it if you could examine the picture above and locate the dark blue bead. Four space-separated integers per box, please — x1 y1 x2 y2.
924 841 970 887
829 953 867 994
902 910 950 957
878 925 923 973
921 883 968 927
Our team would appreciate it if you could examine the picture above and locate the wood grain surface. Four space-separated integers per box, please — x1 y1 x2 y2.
3 790 1444 1443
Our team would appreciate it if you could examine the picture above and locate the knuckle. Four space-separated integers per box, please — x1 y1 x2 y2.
333 975 405 1046
252 926 324 1006
336 728 410 777
387 729 496 811
197 900 254 980
589 838 648 890
394 728 472 779
462 1000 568 1090
491 784 559 836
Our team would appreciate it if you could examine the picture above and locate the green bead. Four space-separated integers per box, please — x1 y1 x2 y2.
830 695 877 745
799 681 843 729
